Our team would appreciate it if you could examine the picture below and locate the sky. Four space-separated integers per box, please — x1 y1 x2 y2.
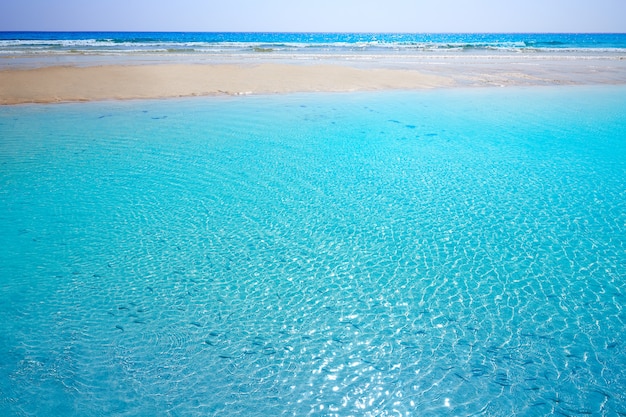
1 0 625 33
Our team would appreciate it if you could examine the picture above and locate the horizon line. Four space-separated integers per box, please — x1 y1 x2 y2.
2 30 626 35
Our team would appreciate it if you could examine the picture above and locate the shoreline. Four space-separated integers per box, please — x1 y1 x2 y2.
2 57 626 105
2 63 452 105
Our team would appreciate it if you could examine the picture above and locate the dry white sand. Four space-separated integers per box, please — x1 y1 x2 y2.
0 63 452 104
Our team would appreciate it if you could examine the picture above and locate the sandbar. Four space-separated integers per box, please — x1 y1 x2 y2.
0 64 453 105
1 56 626 104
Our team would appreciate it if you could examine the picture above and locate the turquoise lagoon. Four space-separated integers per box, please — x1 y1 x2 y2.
1 87 625 416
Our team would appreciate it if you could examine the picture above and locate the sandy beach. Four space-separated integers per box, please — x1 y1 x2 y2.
0 63 454 104
1 56 626 104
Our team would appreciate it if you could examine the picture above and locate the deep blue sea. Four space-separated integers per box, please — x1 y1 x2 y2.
1 32 626 56
1 86 625 416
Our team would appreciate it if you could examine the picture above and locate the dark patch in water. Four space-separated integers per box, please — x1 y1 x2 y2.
589 387 612 398
424 133 438 137
262 347 276 355
405 124 416 129
151 116 168 120
454 372 469 382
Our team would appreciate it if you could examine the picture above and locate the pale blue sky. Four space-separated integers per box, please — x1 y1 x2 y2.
1 0 625 32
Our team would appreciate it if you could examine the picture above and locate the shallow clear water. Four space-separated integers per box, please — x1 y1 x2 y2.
1 87 625 416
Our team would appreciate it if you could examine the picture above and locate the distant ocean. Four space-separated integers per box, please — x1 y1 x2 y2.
2 32 626 56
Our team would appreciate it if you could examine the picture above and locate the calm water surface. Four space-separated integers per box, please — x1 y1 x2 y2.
1 87 625 416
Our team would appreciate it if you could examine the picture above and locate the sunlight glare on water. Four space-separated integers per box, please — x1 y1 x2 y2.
1 87 625 416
